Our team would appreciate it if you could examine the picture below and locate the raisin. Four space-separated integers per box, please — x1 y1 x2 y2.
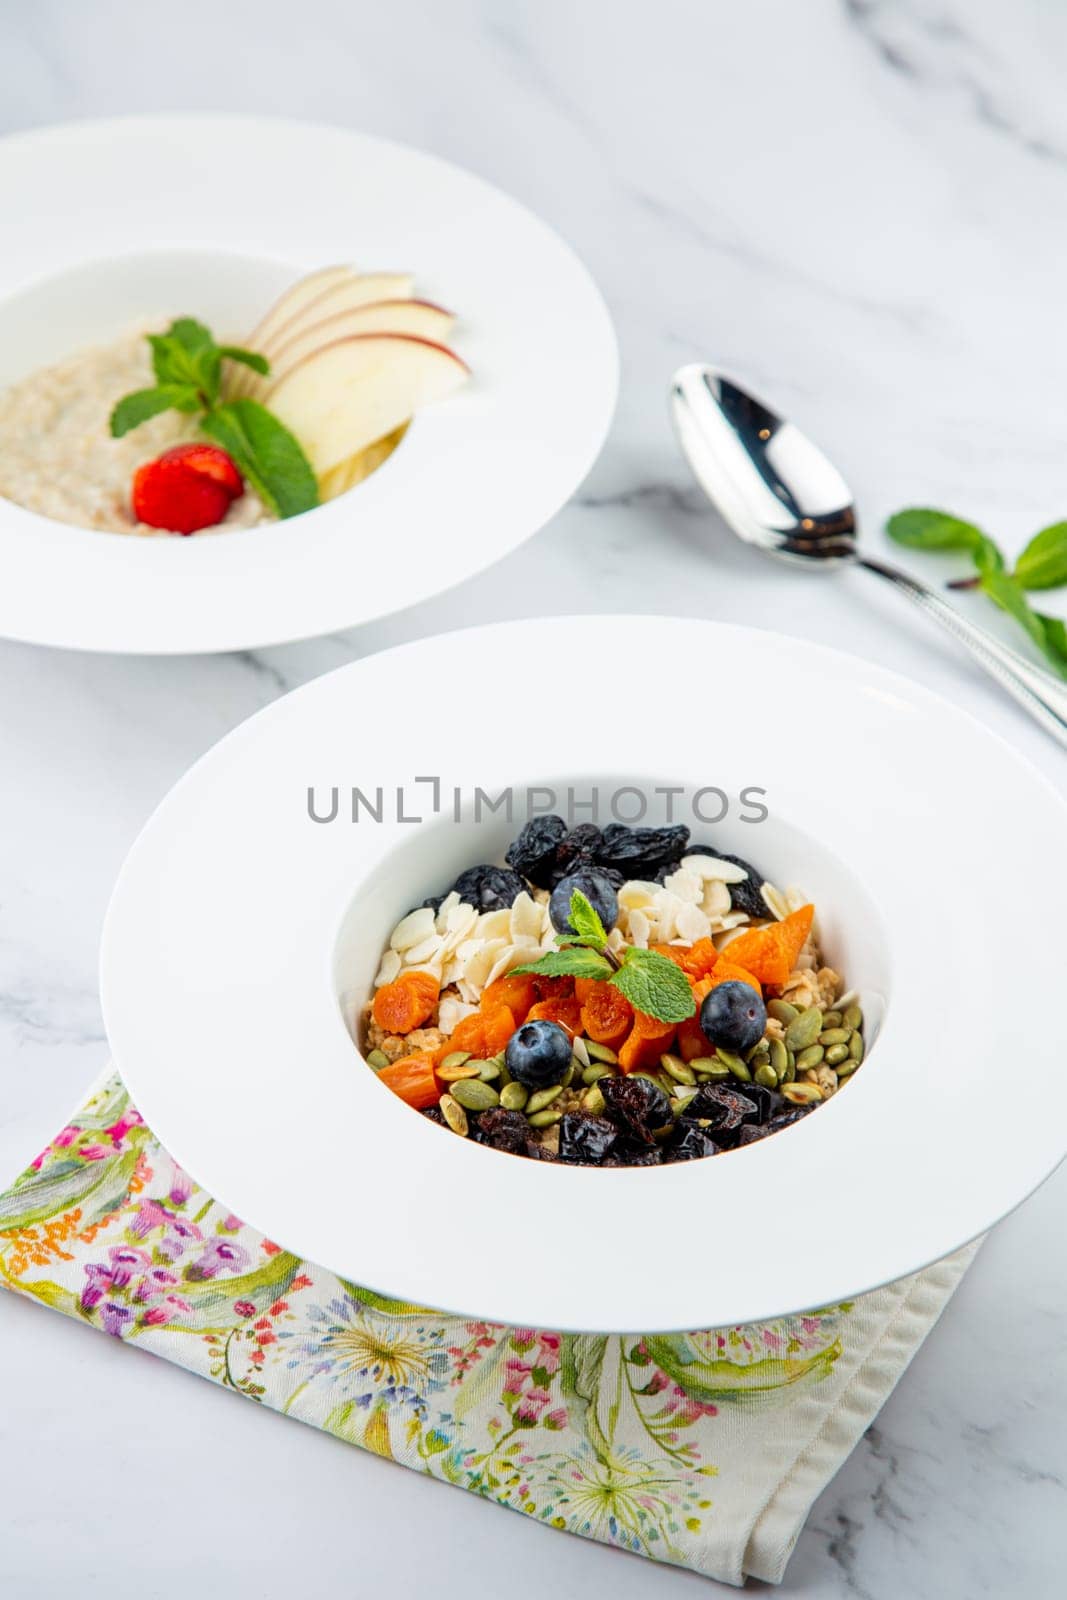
449 864 526 912
600 1074 673 1145
596 823 690 876
665 1123 719 1161
421 1106 446 1126
547 823 605 884
686 1083 761 1127
505 815 568 888
559 1112 618 1164
472 1108 531 1155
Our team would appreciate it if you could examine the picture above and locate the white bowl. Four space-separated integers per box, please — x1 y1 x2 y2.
0 115 617 653
100 617 1067 1331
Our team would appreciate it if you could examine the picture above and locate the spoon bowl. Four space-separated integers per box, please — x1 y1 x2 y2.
671 364 857 566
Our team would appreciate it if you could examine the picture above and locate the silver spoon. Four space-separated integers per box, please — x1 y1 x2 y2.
671 364 1067 749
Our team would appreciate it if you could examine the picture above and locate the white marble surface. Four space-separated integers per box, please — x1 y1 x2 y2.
1 0 1066 1593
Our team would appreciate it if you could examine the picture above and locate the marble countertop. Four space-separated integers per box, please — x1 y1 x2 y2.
1 1 1065 1594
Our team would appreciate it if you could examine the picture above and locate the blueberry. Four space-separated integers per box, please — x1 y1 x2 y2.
549 869 618 935
505 1019 573 1089
699 981 767 1054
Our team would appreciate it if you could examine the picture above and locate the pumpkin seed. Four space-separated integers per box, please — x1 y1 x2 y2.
767 998 799 1024
440 1050 472 1070
785 1007 823 1052
528 1108 563 1129
849 1031 865 1063
824 1042 850 1067
769 1038 789 1082
366 1048 390 1071
501 1081 530 1111
755 1062 779 1090
795 1044 825 1071
526 1084 564 1114
437 1060 482 1083
843 1005 863 1031
691 1055 731 1080
561 1058 576 1088
818 1028 850 1047
670 1087 698 1115
782 1058 796 1084
581 1084 606 1115
478 1058 502 1082
660 1053 696 1086
585 1041 618 1065
835 1056 859 1078
450 1078 500 1112
439 1093 469 1135
821 1010 842 1030
582 1062 612 1086
782 1082 822 1105
715 1049 751 1083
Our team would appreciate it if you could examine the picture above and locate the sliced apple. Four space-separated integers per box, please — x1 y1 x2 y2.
319 423 409 501
269 335 468 478
248 300 454 401
263 272 415 354
243 265 355 358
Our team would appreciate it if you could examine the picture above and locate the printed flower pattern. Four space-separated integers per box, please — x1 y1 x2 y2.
0 1073 851 1572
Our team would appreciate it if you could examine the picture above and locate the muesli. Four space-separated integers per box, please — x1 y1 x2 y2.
359 817 866 1167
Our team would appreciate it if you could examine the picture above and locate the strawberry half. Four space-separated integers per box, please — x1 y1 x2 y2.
131 444 244 535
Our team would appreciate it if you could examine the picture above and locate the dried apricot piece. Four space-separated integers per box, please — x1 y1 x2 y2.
526 996 584 1038
720 905 813 987
705 961 762 997
371 970 440 1034
481 973 537 1022
481 1003 520 1055
679 938 719 979
579 981 634 1049
618 1010 676 1072
376 1052 440 1109
675 975 715 1060
650 942 689 970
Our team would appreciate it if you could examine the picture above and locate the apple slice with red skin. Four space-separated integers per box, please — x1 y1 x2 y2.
235 265 354 371
248 300 455 401
262 272 415 355
268 334 469 478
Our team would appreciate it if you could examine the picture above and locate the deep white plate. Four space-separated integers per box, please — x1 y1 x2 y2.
100 617 1067 1331
0 116 616 653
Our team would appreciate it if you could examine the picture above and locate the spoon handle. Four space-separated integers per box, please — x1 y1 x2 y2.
857 555 1067 748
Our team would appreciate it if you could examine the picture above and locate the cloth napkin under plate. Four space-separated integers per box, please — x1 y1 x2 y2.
0 1066 977 1587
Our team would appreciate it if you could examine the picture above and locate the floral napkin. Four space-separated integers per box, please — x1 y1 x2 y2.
0 1067 976 1587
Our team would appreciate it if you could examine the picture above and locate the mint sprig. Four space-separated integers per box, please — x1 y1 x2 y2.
512 889 696 1025
886 507 1067 681
109 318 318 520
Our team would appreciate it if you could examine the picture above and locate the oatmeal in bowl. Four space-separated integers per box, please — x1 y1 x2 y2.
359 816 867 1168
0 263 467 538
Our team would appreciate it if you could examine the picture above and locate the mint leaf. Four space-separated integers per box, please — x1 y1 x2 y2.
511 948 614 981
148 318 221 401
220 345 270 376
1013 522 1067 591
109 384 200 438
980 570 1067 681
561 890 607 950
203 400 318 519
610 948 695 1024
887 508 988 553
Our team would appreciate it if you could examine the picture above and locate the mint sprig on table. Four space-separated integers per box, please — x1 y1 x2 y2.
887 508 1067 680
512 890 696 1025
109 317 318 519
